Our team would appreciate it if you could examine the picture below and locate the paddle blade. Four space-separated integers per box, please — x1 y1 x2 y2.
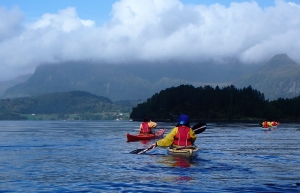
192 123 206 134
130 149 148 154
130 146 154 154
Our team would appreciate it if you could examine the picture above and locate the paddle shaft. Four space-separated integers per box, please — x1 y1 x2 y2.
151 108 163 121
192 123 206 134
137 147 153 154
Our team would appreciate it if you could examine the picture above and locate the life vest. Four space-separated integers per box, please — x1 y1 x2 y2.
262 121 269 128
174 126 192 146
271 122 278 126
141 122 151 133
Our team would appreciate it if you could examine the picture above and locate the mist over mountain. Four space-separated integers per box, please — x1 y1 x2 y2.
233 54 300 100
3 62 150 101
2 60 258 101
2 54 299 101
0 74 31 96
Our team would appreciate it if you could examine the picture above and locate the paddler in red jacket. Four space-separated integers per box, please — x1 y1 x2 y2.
271 121 279 126
150 114 196 148
261 121 272 128
139 117 157 134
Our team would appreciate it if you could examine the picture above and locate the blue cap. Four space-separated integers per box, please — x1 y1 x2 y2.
178 114 189 125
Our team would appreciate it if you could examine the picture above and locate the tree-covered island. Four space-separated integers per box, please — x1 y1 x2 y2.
130 85 300 123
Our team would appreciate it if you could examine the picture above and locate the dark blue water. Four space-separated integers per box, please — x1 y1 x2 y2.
0 121 299 192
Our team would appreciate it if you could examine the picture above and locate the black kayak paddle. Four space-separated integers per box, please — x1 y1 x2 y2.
192 123 206 134
130 147 155 154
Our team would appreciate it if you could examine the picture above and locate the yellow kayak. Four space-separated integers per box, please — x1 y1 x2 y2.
167 145 199 158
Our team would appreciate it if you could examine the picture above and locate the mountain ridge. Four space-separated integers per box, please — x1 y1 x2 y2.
2 54 300 101
0 74 31 97
3 60 253 101
233 54 300 100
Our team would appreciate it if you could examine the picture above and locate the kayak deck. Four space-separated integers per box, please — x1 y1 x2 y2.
167 145 199 158
126 128 166 142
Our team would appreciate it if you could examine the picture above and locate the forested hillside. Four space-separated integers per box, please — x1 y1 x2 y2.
0 91 131 120
130 85 300 122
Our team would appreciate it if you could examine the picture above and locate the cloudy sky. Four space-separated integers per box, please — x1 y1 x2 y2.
0 0 300 81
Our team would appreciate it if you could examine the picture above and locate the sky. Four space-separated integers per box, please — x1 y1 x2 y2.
0 0 300 81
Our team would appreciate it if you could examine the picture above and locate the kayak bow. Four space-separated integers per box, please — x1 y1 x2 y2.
126 128 166 142
167 145 199 158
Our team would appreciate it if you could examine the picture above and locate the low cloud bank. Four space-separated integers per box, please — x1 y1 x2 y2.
0 0 300 81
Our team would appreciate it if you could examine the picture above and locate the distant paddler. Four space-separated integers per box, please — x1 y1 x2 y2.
271 121 279 126
261 120 272 128
139 117 157 134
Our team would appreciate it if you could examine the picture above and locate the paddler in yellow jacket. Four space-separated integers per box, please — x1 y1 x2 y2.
261 121 273 128
139 117 157 134
150 114 196 148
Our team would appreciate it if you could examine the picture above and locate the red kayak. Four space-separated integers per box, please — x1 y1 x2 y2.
126 129 166 142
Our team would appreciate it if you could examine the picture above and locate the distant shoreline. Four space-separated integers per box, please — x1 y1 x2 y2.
1 116 298 123
132 119 299 124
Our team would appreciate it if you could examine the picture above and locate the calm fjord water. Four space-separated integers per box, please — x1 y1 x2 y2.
0 121 299 193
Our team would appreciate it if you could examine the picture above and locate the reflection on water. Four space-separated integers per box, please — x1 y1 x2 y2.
139 140 150 144
157 155 194 168
0 121 299 192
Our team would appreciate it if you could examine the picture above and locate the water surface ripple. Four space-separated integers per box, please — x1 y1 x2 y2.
0 121 299 192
